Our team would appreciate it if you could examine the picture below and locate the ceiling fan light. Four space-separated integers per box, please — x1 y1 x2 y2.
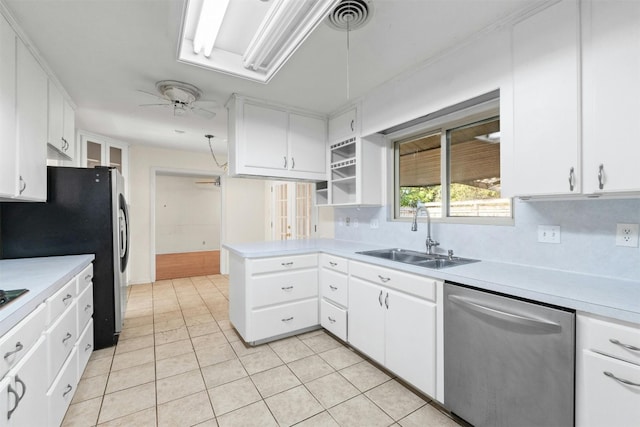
193 0 231 57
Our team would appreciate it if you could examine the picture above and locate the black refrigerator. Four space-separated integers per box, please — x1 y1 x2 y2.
0 166 130 350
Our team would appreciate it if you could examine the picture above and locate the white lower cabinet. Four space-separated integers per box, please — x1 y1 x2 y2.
348 261 439 397
319 255 349 341
47 347 78 427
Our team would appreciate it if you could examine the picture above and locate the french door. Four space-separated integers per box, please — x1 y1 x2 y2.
271 182 314 240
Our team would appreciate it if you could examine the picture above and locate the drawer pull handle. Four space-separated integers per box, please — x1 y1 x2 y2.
281 317 294 322
378 275 390 283
385 293 389 309
85 304 92 312
329 285 338 291
7 376 26 419
85 343 93 352
63 384 73 398
4 342 24 360
62 333 73 344
609 338 640 352
328 316 336 323
378 290 383 307
84 274 93 281
281 286 294 292
62 294 73 304
281 262 294 267
329 261 338 267
604 371 640 387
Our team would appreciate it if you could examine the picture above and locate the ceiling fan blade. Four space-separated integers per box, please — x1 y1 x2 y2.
138 103 172 107
136 89 167 101
191 106 216 119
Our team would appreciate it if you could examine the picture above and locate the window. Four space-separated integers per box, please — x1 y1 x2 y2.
394 104 511 221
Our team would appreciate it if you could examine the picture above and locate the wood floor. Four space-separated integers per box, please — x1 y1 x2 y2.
156 250 220 280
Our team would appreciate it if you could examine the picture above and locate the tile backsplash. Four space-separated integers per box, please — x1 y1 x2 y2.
333 198 640 281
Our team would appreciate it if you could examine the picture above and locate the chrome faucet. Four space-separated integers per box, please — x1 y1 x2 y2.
411 201 439 254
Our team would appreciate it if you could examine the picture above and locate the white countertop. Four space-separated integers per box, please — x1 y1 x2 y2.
224 239 640 324
0 255 95 337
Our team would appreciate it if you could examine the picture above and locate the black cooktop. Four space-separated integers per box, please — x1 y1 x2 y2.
0 289 29 307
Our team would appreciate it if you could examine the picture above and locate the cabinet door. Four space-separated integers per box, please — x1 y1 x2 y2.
385 289 437 397
347 277 385 364
329 107 356 142
511 0 580 196
582 0 640 193
7 336 47 427
16 39 47 201
242 103 288 172
0 14 17 198
62 98 75 159
47 81 64 151
288 113 326 177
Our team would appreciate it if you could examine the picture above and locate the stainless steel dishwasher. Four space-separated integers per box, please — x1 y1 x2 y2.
444 282 575 427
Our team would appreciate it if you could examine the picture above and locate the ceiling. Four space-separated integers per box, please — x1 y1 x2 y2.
3 0 545 155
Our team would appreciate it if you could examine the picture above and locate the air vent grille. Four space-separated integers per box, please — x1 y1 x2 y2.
327 0 372 31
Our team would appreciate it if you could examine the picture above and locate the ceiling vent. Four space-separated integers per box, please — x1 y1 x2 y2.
327 0 373 31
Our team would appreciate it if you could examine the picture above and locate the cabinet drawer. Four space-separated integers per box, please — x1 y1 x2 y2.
252 270 317 308
320 269 348 307
319 254 348 274
76 284 94 330
579 314 640 366
46 302 78 386
349 261 437 301
321 300 347 341
251 299 318 342
250 253 317 274
580 350 640 427
47 277 77 325
76 319 94 379
47 347 78 427
76 263 93 294
0 303 46 378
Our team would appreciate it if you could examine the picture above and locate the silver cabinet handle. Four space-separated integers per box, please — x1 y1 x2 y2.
604 371 640 387
281 317 294 322
447 294 561 332
7 383 19 419
329 261 338 267
350 119 355 132
62 332 73 344
4 342 23 360
328 316 336 323
281 286 294 292
385 293 389 309
85 343 92 352
84 274 92 281
609 338 640 352
291 157 295 169
18 175 26 195
283 156 288 169
568 167 575 191
598 164 605 190
62 384 73 397
62 294 73 304
329 285 338 291
281 262 294 267
378 290 383 306
84 304 92 312
377 275 390 283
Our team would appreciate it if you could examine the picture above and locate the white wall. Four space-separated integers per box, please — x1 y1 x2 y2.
155 174 221 254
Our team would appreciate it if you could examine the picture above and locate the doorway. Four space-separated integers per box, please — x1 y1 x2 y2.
270 181 314 240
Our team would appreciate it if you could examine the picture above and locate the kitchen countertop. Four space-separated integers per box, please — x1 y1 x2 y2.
0 255 95 337
224 239 640 324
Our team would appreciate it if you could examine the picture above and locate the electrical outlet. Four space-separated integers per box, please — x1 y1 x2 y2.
370 218 379 229
615 223 639 247
537 225 561 244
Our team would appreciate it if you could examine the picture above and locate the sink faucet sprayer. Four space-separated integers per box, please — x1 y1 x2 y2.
411 201 440 254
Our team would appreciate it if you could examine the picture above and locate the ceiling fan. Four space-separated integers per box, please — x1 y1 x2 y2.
138 80 216 119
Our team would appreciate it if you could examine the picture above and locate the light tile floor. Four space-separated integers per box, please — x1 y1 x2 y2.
62 275 461 427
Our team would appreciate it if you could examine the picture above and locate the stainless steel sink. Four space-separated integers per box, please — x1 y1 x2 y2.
356 248 479 269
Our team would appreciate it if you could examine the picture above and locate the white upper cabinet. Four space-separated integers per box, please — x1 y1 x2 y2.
581 0 640 194
0 13 17 199
511 0 581 197
227 95 327 181
47 81 75 161
328 107 357 142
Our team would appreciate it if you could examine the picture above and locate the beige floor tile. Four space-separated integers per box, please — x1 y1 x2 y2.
72 374 108 404
265 385 323 426
154 317 186 333
157 390 214 427
398 404 460 427
295 411 340 427
221 328 241 343
301 332 344 353
288 354 335 383
156 368 206 404
62 396 102 427
328 395 394 427
110 346 154 372
188 321 221 338
98 382 156 424
365 379 426 420
295 329 326 340
122 314 153 329
82 357 112 379
193 419 219 427
96 407 156 427
201 358 247 388
156 351 199 379
318 346 364 370
185 312 216 325
216 401 278 427
195 343 237 367
155 325 190 345
115 334 154 355
251 365 301 398
269 337 314 363
155 338 194 360
191 331 228 350
216 319 233 331
118 323 153 340
208 377 262 415
124 307 153 319
90 346 115 361
306 372 360 409
230 340 269 358
239 347 283 375
105 361 155 394
339 360 392 392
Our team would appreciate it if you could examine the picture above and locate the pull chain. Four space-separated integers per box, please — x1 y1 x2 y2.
346 17 351 100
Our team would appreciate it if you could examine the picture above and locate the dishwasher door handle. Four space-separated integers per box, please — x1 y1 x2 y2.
447 294 562 332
